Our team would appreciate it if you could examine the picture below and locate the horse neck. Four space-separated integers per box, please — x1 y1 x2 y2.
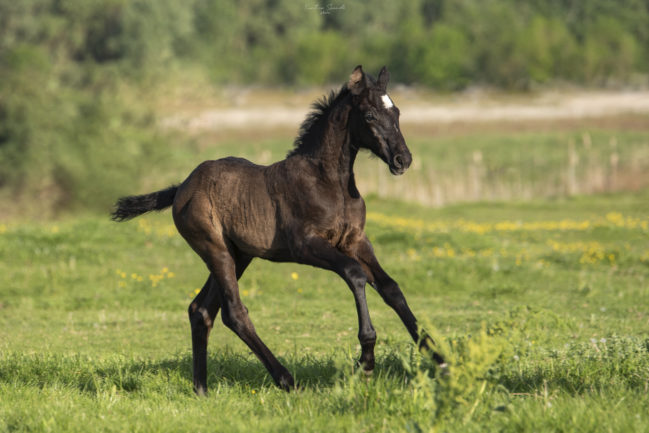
315 101 359 195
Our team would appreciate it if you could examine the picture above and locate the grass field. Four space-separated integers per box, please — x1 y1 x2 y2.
1 187 648 432
2 97 649 431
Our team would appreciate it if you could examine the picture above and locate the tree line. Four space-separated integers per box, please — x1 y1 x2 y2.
1 0 648 214
2 0 648 89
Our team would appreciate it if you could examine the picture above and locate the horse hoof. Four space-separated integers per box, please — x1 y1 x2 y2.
277 374 295 392
437 362 450 378
194 385 208 397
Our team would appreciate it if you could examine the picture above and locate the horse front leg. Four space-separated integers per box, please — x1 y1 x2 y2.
296 237 377 373
354 237 446 366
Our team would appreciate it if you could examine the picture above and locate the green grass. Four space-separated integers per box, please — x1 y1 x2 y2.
1 191 648 432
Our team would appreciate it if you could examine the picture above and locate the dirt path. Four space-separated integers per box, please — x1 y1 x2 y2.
161 90 649 132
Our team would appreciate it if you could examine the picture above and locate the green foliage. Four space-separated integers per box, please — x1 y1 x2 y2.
582 17 639 84
399 323 511 424
0 57 168 214
289 31 352 85
2 0 649 89
407 23 472 90
0 0 177 215
1 0 649 214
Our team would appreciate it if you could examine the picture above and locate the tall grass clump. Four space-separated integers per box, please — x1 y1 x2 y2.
403 323 512 428
348 307 611 430
327 320 515 430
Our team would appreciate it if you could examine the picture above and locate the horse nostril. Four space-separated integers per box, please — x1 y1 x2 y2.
393 154 404 169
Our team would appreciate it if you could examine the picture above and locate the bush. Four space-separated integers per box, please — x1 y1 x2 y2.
0 44 168 216
581 17 639 84
410 24 472 90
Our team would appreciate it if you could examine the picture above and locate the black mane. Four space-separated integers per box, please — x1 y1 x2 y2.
287 85 350 157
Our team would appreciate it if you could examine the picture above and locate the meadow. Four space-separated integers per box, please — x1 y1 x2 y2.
1 87 649 431
3 3 649 430
1 173 649 431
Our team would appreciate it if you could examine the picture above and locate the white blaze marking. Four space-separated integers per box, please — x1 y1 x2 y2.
381 94 393 109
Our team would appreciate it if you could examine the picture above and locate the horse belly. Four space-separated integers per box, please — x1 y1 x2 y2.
218 172 279 257
227 209 279 258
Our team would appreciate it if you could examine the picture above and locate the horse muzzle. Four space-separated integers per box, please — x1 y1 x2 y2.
389 152 412 175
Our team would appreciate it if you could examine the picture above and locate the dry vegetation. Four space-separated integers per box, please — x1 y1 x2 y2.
158 87 649 208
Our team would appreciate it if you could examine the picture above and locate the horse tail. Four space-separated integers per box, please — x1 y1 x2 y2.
111 185 178 222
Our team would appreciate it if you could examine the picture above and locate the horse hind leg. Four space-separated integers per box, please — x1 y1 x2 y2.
188 275 219 396
188 255 254 395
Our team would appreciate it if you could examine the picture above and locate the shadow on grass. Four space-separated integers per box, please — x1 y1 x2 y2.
7 339 647 397
0 349 412 395
142 349 413 391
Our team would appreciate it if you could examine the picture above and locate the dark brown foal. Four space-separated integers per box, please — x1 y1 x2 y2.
112 65 445 395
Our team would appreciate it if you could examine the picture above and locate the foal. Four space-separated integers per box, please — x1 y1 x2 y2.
113 66 445 395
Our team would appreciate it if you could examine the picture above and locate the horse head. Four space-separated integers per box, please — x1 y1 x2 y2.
348 65 412 175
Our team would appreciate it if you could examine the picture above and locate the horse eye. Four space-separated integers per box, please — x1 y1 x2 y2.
364 113 375 122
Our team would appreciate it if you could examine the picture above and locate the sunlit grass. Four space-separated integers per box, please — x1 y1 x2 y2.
0 193 648 432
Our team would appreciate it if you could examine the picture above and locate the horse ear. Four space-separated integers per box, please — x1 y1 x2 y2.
348 65 367 95
377 66 390 91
